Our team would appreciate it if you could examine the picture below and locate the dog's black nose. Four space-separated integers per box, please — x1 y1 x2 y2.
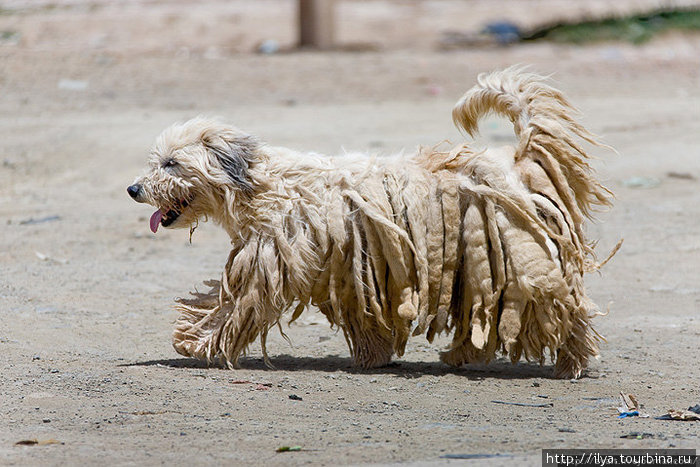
127 184 141 199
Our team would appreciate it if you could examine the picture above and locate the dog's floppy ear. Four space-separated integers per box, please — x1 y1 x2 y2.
201 128 258 194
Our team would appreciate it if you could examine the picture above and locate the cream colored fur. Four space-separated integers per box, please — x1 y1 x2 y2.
129 67 614 378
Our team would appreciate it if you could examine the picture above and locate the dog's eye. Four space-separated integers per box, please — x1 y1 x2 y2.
162 158 178 168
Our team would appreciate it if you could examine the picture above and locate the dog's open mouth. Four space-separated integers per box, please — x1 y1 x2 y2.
149 199 189 233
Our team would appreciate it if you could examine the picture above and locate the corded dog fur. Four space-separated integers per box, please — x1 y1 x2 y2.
128 68 615 378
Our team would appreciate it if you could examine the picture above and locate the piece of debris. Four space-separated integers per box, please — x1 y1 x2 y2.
276 445 302 452
617 392 649 418
491 400 553 408
558 427 576 433
288 394 303 401
128 410 168 416
483 21 522 45
621 176 660 188
618 392 639 417
57 79 88 91
666 171 696 180
15 439 63 446
255 384 270 391
20 215 61 225
656 404 700 421
230 380 252 384
441 453 513 460
0 30 21 45
35 251 68 265
621 393 639 411
438 21 521 50
257 39 280 55
35 305 58 313
620 432 655 439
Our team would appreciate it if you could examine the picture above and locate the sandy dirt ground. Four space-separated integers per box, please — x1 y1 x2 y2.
1 1 700 465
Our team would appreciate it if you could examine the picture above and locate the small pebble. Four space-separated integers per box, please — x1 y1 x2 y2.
257 39 280 54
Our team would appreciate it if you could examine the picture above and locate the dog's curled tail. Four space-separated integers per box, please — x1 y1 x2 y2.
452 66 612 218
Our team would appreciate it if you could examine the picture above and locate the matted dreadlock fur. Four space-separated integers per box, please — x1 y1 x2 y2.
128 67 616 379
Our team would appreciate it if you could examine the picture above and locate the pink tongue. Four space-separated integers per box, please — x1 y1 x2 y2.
150 210 163 233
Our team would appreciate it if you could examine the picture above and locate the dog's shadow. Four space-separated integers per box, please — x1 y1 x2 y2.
121 354 565 380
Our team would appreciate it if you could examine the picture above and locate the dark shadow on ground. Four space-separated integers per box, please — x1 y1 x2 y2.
121 354 571 380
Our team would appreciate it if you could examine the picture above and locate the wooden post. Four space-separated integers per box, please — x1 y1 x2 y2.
298 0 336 49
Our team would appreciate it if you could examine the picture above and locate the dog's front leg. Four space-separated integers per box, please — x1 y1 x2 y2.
173 279 287 368
173 240 291 368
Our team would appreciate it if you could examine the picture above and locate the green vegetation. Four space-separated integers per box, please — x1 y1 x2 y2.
524 9 700 44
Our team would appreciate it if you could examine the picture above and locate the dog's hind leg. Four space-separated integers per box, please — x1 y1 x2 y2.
316 301 393 368
440 340 483 367
347 205 405 369
554 313 599 379
343 322 394 368
343 310 395 369
336 248 395 369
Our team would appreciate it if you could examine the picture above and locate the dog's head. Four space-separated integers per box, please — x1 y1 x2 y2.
128 117 259 232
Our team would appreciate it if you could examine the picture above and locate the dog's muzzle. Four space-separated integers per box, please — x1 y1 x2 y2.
127 181 190 232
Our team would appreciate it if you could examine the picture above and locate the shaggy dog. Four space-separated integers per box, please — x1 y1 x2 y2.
128 68 614 378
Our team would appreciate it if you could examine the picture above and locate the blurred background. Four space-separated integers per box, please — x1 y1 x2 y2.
2 0 700 115
2 0 700 52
